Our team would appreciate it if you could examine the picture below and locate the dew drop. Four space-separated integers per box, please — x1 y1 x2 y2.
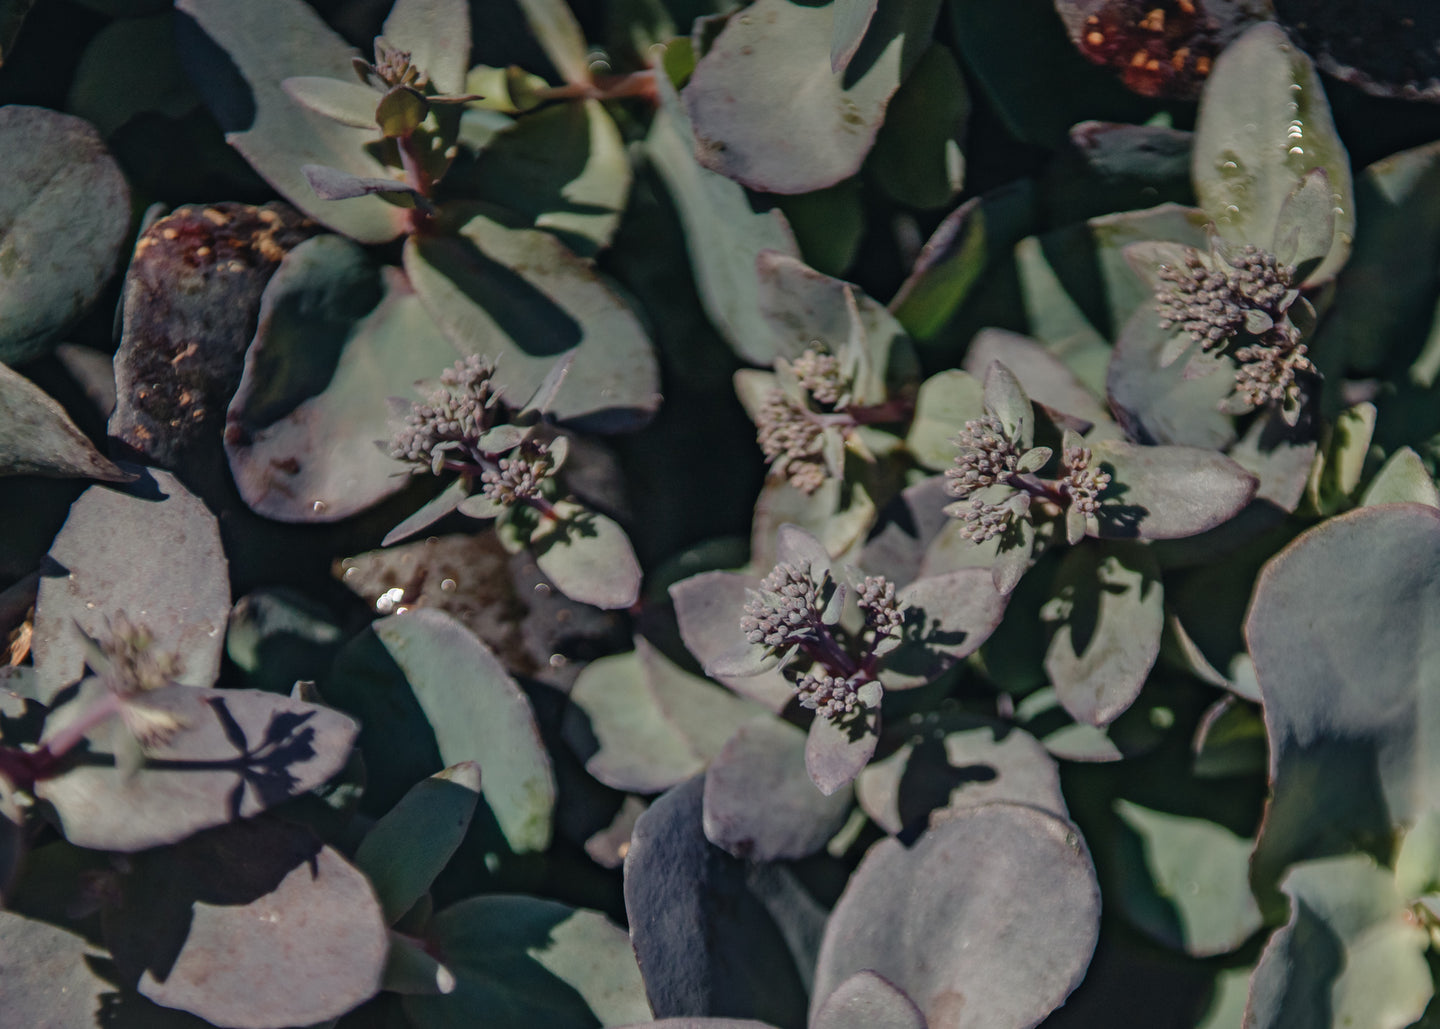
534 582 552 597
85 601 96 609
1332 206 1345 217
1289 146 1304 156
312 499 328 514
440 578 457 593
376 586 406 614
739 13 751 23
1221 160 1237 170
1187 881 1201 896
549 654 568 669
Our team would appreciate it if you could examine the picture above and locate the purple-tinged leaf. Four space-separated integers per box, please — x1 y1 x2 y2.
812 970 926 1029
905 369 984 471
623 778 809 1026
383 477 472 547
104 818 387 1028
326 609 555 853
683 0 941 194
1246 505 1440 899
1089 439 1258 541
226 239 459 523
981 361 1032 447
530 501 641 610
1191 22 1352 284
1043 543 1162 727
703 715 853 860
749 476 877 572
884 568 1008 689
0 105 130 363
32 470 230 704
404 218 659 433
302 164 425 202
567 637 767 794
0 362 131 482
812 804 1100 1028
110 202 316 475
858 476 951 584
354 762 481 925
805 681 881 795
855 715 1065 836
402 896 652 1029
0 911 119 1026
1246 855 1431 1029
963 328 1109 428
670 571 795 711
383 0 470 95
175 0 407 242
36 679 359 851
280 76 378 128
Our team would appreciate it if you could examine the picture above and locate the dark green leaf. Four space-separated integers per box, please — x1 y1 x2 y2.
0 362 130 482
68 14 199 137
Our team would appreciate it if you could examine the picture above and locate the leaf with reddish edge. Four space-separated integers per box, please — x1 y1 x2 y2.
1088 439 1258 540
703 715 853 859
811 803 1100 1029
805 682 882 796
35 679 360 852
103 818 387 1028
683 0 941 195
812 971 925 1029
31 469 230 705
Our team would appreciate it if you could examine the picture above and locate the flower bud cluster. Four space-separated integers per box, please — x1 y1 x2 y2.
389 355 501 474
1156 245 1295 352
1232 333 1316 414
1059 444 1111 516
94 613 181 696
858 575 903 639
794 671 861 720
790 348 847 407
952 493 1026 543
945 414 1020 498
362 38 425 90
479 439 557 506
755 390 827 495
741 561 829 649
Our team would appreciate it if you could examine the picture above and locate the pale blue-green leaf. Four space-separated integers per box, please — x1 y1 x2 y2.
683 0 941 194
530 501 641 610
281 76 379 129
812 970 925 1029
515 0 593 87
0 362 130 481
1361 448 1440 509
830 0 879 74
175 0 407 242
0 105 129 363
905 368 984 470
384 477 472 547
1106 306 1236 449
382 0 470 95
963 328 1109 428
1191 22 1352 282
1396 812 1440 902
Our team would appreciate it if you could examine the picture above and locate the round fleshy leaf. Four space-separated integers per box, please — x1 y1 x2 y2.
858 476 952 585
749 475 877 573
683 0 940 194
623 777 809 1026
354 762 482 925
567 637 768 794
1042 543 1163 727
0 105 129 363
812 803 1100 1029
645 71 799 364
456 99 629 257
224 238 459 523
1191 22 1352 283
704 714 853 860
806 686 882 796
0 911 120 1026
174 0 407 242
855 715 1066 836
906 369 984 471
868 43 969 210
402 896 652 1029
1111 800 1262 958
404 217 659 433
1246 854 1432 1029
326 608 555 852
1362 448 1440 509
36 680 360 851
530 501 642 610
1246 505 1440 896
0 362 129 482
812 970 926 1029
1088 439 1258 540
1106 304 1236 450
104 818 388 1028
515 0 592 87
31 470 230 704
962 328 1110 428
670 570 795 711
884 568 1009 689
